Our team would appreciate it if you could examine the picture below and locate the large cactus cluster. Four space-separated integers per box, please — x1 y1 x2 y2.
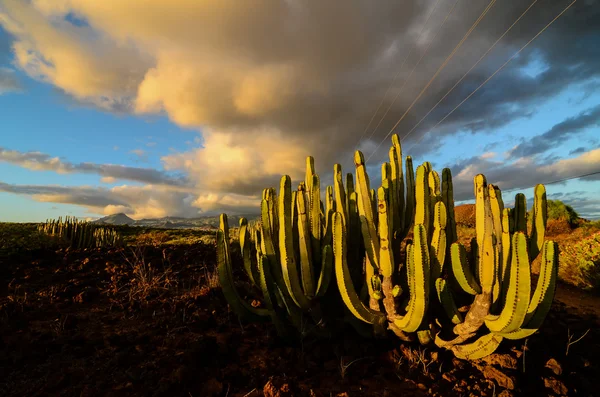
38 216 123 249
216 135 558 359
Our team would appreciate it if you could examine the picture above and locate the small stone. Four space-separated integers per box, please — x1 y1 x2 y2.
479 353 518 370
544 377 568 396
442 373 456 383
417 383 427 390
498 391 514 397
545 358 562 376
478 365 515 390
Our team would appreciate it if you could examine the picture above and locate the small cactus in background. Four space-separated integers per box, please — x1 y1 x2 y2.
216 134 558 360
38 216 123 248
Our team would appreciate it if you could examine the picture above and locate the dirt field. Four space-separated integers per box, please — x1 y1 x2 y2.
1 231 599 397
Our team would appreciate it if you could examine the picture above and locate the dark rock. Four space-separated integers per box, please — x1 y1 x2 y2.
477 365 515 390
545 358 562 376
543 377 568 395
442 373 456 383
498 391 514 397
479 353 518 370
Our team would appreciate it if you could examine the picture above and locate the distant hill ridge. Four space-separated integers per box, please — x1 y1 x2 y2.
92 213 260 229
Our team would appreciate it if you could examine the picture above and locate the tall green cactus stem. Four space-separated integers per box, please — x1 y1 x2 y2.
391 224 430 333
485 232 531 334
404 156 416 234
500 240 558 339
442 168 457 247
310 173 323 268
239 218 258 286
430 201 447 283
529 184 547 261
488 184 504 308
280 176 313 306
334 164 347 226
414 165 431 234
513 193 527 234
217 214 269 322
354 150 380 270
333 211 386 328
377 184 398 318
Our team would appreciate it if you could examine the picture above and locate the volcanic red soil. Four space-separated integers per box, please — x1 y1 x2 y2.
1 241 599 396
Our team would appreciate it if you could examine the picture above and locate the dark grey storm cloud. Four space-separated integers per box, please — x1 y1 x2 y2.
0 182 126 208
0 147 190 187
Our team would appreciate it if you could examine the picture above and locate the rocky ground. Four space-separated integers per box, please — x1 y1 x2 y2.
1 239 599 396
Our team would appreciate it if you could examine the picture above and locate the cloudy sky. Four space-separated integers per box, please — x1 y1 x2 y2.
0 0 599 222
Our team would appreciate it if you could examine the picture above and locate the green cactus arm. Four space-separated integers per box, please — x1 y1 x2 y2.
333 211 386 325
500 208 512 290
529 184 547 260
305 156 315 195
429 170 441 196
346 172 355 198
310 174 322 269
280 177 313 305
436 278 463 324
370 188 377 228
513 193 527 234
392 224 430 333
498 240 558 339
474 174 487 284
315 244 333 297
489 185 504 308
389 137 404 238
256 253 294 338
450 242 481 295
479 176 496 293
239 218 257 286
354 151 380 269
291 190 297 230
442 168 457 246
485 232 531 334
334 164 348 225
377 185 394 278
404 156 416 234
216 214 269 321
430 201 447 282
451 333 503 360
325 185 335 220
414 165 431 231
347 191 363 286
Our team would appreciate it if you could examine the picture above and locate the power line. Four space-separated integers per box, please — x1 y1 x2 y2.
353 0 444 153
401 0 540 147
366 0 498 162
355 0 456 152
404 0 577 156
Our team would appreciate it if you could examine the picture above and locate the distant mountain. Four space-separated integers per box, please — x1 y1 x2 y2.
92 213 136 225
92 213 260 229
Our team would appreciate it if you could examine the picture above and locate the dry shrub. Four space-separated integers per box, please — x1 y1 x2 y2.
546 219 574 237
559 231 600 292
455 204 476 227
135 231 171 247
121 247 178 301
